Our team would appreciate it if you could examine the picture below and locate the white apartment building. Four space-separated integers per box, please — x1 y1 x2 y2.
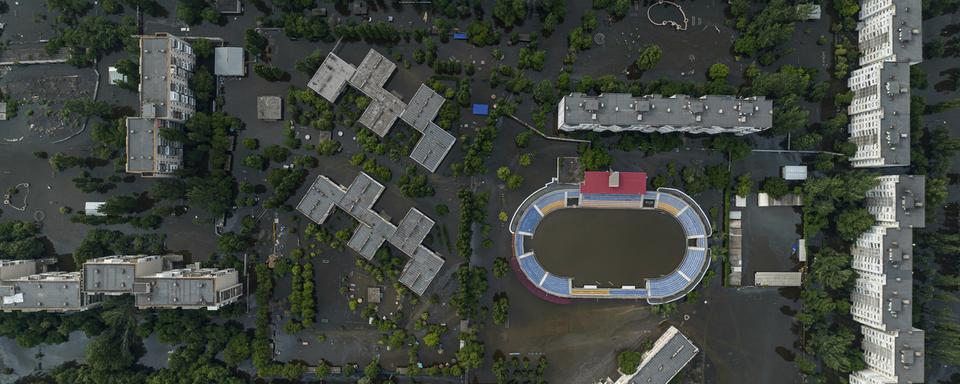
850 175 925 384
865 175 925 228
857 0 922 66
847 0 921 168
849 327 924 384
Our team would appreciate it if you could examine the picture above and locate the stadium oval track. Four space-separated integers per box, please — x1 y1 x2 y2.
509 185 712 304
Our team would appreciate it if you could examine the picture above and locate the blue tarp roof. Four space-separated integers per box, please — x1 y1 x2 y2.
452 33 467 40
472 104 489 115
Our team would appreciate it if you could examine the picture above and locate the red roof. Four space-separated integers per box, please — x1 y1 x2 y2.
580 171 647 195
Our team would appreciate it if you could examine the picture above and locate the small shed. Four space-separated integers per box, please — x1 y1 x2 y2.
257 96 282 121
797 4 821 20
311 7 328 17
214 47 246 77
352 1 368 16
518 33 532 43
755 272 803 287
452 32 468 40
108 66 127 85
85 202 106 216
781 165 808 180
367 287 382 304
0 102 7 121
472 104 489 116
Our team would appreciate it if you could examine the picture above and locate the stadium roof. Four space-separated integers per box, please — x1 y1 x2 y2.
581 171 647 195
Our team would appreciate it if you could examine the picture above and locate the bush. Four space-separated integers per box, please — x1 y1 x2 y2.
254 64 288 82
618 351 643 374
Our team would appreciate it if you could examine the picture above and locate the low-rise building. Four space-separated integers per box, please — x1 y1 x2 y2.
0 272 102 312
135 265 243 310
257 96 283 121
557 93 773 135
83 255 164 295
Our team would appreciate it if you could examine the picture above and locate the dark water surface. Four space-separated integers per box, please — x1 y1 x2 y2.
530 208 685 287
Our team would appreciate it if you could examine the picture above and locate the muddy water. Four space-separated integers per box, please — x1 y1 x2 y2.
530 208 686 287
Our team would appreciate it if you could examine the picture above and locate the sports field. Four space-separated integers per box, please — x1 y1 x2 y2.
529 208 686 287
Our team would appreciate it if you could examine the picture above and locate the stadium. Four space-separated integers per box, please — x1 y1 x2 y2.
508 171 712 304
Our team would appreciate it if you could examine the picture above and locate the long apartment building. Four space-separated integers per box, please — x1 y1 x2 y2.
847 0 922 168
0 256 242 312
557 93 773 135
126 33 196 177
849 175 926 384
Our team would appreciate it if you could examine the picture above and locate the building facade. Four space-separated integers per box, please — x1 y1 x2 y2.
557 93 773 135
0 255 241 312
847 0 921 168
849 175 925 383
126 33 196 177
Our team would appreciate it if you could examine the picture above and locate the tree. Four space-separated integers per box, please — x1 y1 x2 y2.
242 154 267 170
0 221 47 260
808 327 864 373
929 308 960 366
186 173 237 217
222 332 251 367
492 294 509 325
836 209 874 241
99 193 148 216
254 64 288 81
189 66 215 106
506 174 524 190
264 145 291 163
493 0 527 26
735 173 753 196
363 358 381 380
708 63 730 80
496 166 512 181
519 153 532 166
809 249 854 290
493 257 510 278
191 38 214 59
634 45 662 71
618 351 642 374
579 144 611 170
244 29 268 58
515 131 532 148
761 177 790 198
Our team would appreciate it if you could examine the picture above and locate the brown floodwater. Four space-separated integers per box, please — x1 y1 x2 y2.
529 208 685 287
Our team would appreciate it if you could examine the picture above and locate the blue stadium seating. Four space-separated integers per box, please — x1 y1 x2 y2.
567 191 580 199
696 237 707 248
541 274 571 295
534 190 566 210
514 234 525 257
609 289 648 297
679 248 707 278
657 193 686 211
519 254 546 284
518 208 543 233
644 192 660 200
581 193 643 201
648 272 689 298
678 209 706 237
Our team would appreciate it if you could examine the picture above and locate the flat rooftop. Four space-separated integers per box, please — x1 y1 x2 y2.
295 172 445 295
400 84 445 131
257 96 282 120
561 93 773 131
307 52 356 103
629 326 699 384
140 36 170 118
126 117 158 173
410 123 456 172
